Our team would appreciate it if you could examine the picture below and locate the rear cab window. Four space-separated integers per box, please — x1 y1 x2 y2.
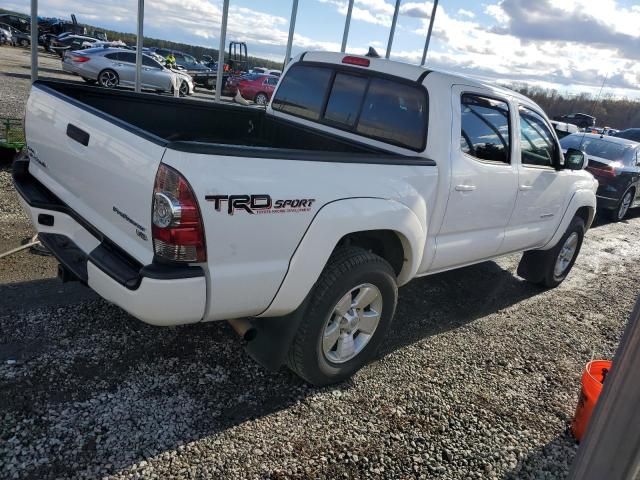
272 64 428 151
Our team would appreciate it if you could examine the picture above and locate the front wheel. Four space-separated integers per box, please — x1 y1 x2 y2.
98 69 119 88
518 216 585 288
287 247 398 386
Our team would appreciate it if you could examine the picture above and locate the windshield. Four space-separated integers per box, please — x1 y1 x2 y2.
561 135 629 161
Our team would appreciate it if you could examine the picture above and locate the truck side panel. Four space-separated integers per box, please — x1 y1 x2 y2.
160 149 438 321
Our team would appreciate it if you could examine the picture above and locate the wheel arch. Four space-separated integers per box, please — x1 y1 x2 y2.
258 197 426 317
541 188 596 250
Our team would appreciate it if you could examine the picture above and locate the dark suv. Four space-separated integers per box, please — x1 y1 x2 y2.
152 48 216 89
554 113 596 129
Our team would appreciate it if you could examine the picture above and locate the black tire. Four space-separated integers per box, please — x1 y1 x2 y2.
287 247 398 386
517 216 585 288
179 81 189 96
98 69 119 89
20 39 29 48
606 188 634 222
254 92 268 105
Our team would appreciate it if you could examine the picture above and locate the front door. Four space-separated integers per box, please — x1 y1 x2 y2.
501 106 570 252
430 86 519 271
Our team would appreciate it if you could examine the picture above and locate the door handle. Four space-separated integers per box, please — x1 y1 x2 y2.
455 184 476 192
519 184 533 191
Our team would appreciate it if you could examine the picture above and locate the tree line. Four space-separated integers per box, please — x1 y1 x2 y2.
101 28 283 70
510 84 640 130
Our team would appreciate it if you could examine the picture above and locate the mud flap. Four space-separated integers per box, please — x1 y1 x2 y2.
245 295 312 372
517 249 553 284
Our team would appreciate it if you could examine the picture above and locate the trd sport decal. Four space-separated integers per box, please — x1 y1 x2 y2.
205 194 316 215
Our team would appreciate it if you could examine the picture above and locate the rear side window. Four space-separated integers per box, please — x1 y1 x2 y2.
142 56 160 67
519 107 557 167
560 135 629 161
119 52 136 64
272 66 333 120
105 52 120 61
460 94 510 163
324 73 368 127
356 78 426 150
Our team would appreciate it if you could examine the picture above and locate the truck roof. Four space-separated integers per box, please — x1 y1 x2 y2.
300 51 532 105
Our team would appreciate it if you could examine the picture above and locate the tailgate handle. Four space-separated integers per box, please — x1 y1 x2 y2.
66 124 90 147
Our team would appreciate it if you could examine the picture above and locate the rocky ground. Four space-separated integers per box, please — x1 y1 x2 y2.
1 44 638 480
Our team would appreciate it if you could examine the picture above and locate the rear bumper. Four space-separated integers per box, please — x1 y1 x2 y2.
13 157 207 326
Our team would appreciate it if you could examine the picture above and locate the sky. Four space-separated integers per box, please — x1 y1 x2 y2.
7 0 640 98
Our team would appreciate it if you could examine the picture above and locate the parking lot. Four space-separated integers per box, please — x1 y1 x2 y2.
1 43 639 479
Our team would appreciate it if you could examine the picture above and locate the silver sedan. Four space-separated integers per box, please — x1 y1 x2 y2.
62 47 194 96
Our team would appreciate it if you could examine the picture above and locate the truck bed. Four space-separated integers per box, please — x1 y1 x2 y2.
41 80 380 154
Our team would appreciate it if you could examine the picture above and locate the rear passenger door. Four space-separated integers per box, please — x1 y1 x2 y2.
115 52 137 86
502 106 569 252
142 55 169 90
430 86 518 270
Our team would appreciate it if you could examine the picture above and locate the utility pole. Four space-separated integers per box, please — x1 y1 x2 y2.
386 0 401 59
420 0 439 66
135 0 144 93
215 0 230 102
30 0 38 82
341 0 354 53
284 0 299 68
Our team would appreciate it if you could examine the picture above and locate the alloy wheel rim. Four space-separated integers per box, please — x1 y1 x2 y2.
321 283 383 364
554 232 579 278
619 192 632 219
100 71 117 88
256 94 267 105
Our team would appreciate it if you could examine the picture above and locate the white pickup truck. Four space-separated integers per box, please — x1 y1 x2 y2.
15 51 597 385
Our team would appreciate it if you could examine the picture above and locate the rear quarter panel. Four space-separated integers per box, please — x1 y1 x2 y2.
160 149 438 320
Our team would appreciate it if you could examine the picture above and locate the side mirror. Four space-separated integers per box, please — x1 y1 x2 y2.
564 148 586 170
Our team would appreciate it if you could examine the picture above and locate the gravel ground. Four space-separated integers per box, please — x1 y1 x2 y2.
1 43 638 480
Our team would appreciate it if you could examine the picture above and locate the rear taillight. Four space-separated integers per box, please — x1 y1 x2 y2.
586 161 623 178
152 164 206 263
71 55 91 62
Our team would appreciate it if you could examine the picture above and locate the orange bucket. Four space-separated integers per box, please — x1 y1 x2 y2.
571 360 612 441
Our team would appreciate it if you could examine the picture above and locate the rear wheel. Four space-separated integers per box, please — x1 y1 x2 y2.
606 189 633 222
254 92 269 105
287 247 398 386
98 69 119 88
20 39 29 47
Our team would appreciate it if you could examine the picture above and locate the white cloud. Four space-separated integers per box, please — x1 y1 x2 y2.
457 9 475 19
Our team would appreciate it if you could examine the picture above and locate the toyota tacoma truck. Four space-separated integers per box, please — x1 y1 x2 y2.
14 51 597 385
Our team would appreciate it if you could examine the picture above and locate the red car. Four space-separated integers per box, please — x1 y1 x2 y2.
236 74 279 105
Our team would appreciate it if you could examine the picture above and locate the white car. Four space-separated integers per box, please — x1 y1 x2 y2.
62 47 194 95
0 25 12 45
16 51 597 385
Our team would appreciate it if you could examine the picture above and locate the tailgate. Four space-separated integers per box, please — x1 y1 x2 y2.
25 84 165 264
